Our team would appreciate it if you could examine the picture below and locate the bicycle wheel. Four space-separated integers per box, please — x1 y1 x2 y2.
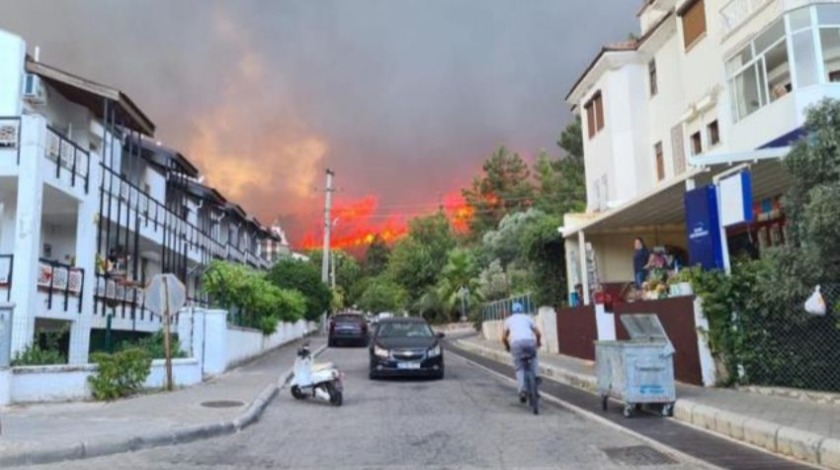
527 368 539 415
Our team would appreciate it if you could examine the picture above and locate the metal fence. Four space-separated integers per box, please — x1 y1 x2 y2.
481 293 535 321
735 283 840 393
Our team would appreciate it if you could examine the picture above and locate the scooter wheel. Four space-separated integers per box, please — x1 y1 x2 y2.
291 385 306 400
330 390 343 406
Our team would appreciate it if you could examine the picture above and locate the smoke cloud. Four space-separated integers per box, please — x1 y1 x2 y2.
0 0 638 245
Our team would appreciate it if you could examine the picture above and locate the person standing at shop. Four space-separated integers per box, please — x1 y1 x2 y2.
633 237 650 288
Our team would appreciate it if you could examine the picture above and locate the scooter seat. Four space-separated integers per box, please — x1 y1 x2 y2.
312 362 335 372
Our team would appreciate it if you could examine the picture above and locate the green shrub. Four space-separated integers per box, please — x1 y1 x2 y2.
11 343 66 366
120 331 187 359
88 348 152 401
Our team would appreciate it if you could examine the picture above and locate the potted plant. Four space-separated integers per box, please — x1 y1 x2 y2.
668 268 695 297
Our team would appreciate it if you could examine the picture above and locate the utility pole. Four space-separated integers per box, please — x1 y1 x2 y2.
330 218 339 291
321 169 334 284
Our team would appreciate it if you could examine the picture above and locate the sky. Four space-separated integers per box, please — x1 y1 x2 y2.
0 0 639 248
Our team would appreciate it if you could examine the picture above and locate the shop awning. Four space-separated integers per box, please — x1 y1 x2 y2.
562 147 793 238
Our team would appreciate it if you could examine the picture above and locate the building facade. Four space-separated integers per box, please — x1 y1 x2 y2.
563 0 840 302
0 29 279 364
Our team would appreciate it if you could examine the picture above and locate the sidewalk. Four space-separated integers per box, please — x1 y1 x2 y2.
0 336 325 467
455 335 840 469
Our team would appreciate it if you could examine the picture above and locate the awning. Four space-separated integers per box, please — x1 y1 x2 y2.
563 148 793 238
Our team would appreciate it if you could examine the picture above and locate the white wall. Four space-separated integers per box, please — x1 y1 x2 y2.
40 218 77 263
9 358 202 403
225 319 310 369
0 29 25 117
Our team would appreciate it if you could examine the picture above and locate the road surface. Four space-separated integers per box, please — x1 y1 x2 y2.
16 345 701 469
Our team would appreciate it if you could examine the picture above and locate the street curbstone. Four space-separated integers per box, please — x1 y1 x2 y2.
0 443 85 468
691 404 719 431
81 438 132 459
742 417 779 453
132 430 177 449
713 410 746 441
819 437 840 469
672 400 695 423
776 426 824 464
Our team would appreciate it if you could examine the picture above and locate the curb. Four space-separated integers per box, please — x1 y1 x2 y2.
0 343 327 468
453 339 837 470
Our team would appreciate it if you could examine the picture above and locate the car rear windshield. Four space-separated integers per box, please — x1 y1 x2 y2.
377 322 433 338
334 315 363 323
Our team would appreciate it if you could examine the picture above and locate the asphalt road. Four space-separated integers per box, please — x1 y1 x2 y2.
17 346 703 469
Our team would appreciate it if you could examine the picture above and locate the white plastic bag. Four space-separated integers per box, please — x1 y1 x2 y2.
805 285 827 316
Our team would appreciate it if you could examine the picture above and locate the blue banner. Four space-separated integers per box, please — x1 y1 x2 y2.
684 185 724 270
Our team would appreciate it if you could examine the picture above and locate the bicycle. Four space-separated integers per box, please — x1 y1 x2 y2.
521 350 539 415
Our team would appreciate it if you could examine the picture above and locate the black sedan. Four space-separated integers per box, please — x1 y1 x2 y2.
368 317 445 380
328 313 369 347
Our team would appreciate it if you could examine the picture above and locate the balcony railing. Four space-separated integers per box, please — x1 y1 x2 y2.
0 254 13 302
0 117 21 164
720 0 774 35
46 126 90 193
100 165 229 265
37 259 84 314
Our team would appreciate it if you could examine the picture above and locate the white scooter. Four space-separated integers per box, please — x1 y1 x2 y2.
290 342 344 406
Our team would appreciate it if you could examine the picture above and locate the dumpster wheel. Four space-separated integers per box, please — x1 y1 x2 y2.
623 403 634 418
661 403 674 417
600 394 608 411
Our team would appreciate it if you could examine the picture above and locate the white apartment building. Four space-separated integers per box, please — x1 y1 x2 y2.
0 28 280 364
563 0 840 302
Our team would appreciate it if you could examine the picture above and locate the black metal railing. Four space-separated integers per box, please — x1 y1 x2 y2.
93 272 156 321
46 126 90 193
99 165 226 264
0 254 13 302
0 116 21 164
37 259 84 313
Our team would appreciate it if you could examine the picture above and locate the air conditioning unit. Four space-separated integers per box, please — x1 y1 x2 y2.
22 74 47 106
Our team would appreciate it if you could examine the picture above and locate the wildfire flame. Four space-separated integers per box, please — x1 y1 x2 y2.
299 191 473 251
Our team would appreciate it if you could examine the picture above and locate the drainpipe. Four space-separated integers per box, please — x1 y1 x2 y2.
578 230 590 306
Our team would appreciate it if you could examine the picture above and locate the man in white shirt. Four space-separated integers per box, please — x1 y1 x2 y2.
502 302 542 402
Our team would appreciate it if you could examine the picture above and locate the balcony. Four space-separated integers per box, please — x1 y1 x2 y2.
720 0 775 36
37 259 84 315
0 254 12 302
0 117 21 166
45 126 90 194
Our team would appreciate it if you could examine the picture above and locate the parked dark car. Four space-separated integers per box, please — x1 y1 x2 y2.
328 313 369 347
369 317 445 380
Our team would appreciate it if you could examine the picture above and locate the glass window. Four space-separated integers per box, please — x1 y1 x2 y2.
821 28 840 82
654 142 664 181
733 64 762 119
708 121 720 146
755 20 785 53
793 30 820 87
765 41 791 101
726 46 753 75
818 4 840 26
649 59 658 96
691 132 702 155
790 7 813 32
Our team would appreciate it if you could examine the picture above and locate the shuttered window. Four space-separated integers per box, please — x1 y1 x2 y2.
681 0 706 49
584 92 605 139
654 142 665 181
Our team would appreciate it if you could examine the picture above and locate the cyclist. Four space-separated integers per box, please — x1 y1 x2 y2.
502 302 542 403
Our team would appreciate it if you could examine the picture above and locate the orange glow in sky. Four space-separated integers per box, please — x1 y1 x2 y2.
299 191 472 251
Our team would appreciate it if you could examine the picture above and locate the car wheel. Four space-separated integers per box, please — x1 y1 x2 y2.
368 370 378 380
328 338 335 348
434 369 444 380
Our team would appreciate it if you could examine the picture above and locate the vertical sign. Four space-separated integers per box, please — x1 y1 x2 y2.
684 185 724 270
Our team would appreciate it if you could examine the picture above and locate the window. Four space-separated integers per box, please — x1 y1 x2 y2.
727 19 791 121
707 120 720 146
649 59 658 96
654 142 665 181
819 5 840 82
681 0 707 49
584 92 605 138
691 131 702 155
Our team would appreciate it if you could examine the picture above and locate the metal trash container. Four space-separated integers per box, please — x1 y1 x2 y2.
595 314 676 418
